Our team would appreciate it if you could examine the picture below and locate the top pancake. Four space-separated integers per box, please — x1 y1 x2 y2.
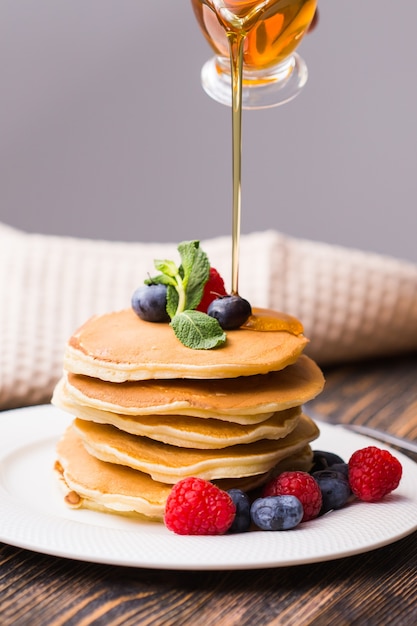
64 309 308 381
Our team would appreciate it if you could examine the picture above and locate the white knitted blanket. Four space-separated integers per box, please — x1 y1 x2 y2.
1 222 416 410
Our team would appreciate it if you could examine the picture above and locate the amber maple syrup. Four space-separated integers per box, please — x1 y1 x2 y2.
192 0 315 334
191 0 317 73
242 308 304 334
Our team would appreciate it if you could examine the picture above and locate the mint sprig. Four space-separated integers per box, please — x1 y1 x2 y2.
171 310 226 350
145 241 226 350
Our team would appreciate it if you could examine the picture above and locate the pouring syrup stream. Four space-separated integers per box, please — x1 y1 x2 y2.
229 31 244 296
208 1 307 335
214 1 270 295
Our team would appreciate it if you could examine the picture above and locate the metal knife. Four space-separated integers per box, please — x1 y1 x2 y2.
341 423 417 454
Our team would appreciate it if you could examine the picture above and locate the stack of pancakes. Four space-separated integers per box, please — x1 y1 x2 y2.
52 309 324 521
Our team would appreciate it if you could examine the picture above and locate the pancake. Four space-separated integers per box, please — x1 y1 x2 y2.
64 309 308 381
52 383 301 448
54 298 325 524
55 427 315 521
55 425 171 520
57 355 325 423
215 444 314 491
72 413 319 483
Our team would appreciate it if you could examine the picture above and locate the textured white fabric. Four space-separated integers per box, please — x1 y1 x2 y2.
268 235 417 364
1 222 417 410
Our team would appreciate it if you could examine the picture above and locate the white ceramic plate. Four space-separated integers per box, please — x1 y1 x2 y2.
1 405 416 570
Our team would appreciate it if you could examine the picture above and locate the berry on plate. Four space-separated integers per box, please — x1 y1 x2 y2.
263 471 322 522
312 469 352 514
196 267 227 313
227 488 251 533
348 446 402 502
250 495 303 531
164 477 236 535
310 450 346 473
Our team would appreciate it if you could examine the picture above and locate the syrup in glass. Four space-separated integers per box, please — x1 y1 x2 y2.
191 0 317 79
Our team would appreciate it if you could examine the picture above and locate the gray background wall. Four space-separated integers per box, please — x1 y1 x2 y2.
1 1 416 262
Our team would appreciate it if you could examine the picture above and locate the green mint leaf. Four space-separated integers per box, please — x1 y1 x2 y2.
145 274 176 288
177 241 200 280
154 259 178 277
166 284 179 319
170 310 226 350
177 241 210 311
140 241 219 347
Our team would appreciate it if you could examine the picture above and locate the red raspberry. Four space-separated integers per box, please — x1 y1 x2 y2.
196 267 228 312
348 446 402 502
164 477 236 535
262 471 322 522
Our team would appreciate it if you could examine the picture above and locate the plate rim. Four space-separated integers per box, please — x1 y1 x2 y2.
0 404 416 570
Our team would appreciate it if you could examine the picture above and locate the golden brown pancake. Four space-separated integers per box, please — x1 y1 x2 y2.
55 425 172 520
64 309 308 381
216 444 314 491
55 427 315 521
72 414 319 483
52 382 301 448
57 355 324 423
54 301 324 523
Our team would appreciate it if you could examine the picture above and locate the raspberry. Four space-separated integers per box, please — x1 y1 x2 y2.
348 446 402 502
164 477 236 535
196 267 227 312
262 471 322 522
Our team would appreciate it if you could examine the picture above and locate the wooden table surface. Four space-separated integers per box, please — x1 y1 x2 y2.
1 353 417 626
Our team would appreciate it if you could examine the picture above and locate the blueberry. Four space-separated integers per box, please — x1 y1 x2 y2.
207 295 252 330
131 284 170 323
312 470 351 514
330 462 349 479
227 489 251 533
311 450 346 473
250 495 303 531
